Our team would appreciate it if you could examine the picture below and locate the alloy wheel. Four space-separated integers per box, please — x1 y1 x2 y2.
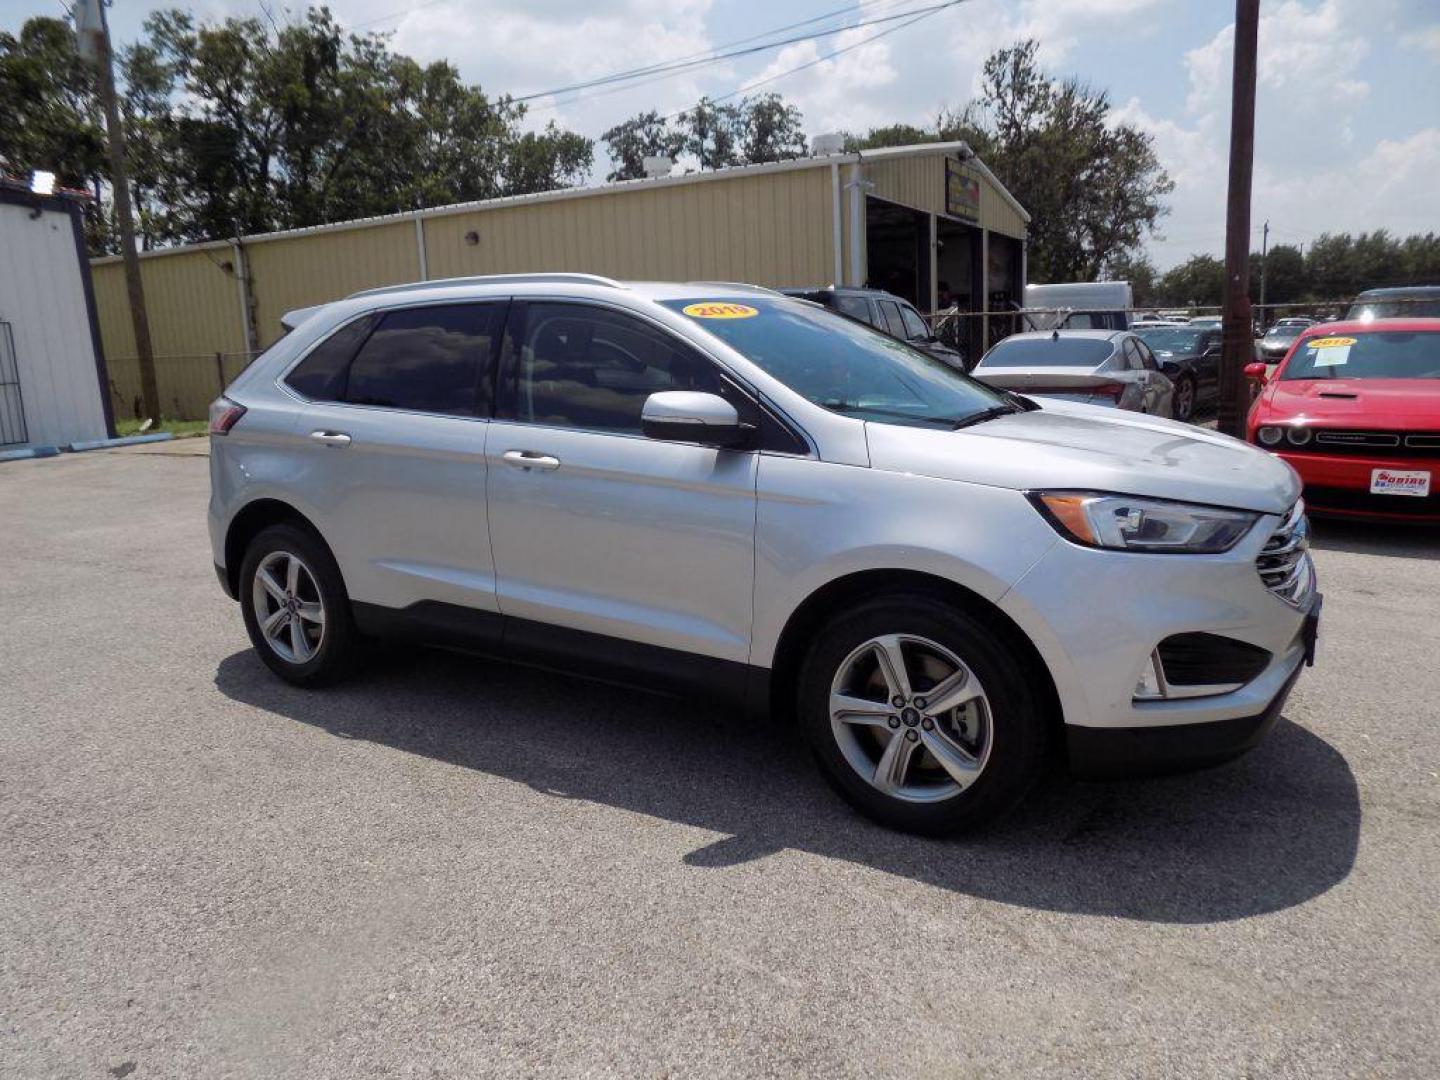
829 633 993 803
251 550 326 664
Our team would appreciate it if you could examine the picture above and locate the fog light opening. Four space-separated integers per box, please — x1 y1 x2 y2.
1133 651 1167 701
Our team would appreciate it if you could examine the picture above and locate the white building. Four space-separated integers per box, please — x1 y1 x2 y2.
0 179 113 453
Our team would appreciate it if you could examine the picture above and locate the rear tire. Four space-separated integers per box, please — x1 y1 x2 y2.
797 594 1050 835
1173 375 1197 422
239 523 358 688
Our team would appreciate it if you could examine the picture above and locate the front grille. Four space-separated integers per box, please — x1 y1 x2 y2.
1256 501 1315 607
1304 484 1440 518
1157 633 1271 687
1287 430 1440 458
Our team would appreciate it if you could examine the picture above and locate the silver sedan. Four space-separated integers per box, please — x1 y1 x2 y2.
972 329 1174 416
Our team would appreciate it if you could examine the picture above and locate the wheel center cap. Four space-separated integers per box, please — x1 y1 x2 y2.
901 707 920 727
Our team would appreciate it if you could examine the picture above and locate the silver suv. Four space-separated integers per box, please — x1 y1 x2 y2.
209 274 1320 835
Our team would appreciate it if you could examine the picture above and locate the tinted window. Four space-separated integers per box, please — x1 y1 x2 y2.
344 304 500 416
877 300 906 338
663 297 1006 429
835 295 870 323
284 315 376 401
508 304 721 434
980 337 1115 368
899 304 930 340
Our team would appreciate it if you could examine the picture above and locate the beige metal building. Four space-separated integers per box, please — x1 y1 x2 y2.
92 142 1028 419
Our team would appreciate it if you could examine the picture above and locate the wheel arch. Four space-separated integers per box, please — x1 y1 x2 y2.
223 498 336 599
766 568 1062 733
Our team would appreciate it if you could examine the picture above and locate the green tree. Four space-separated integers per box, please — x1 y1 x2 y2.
676 97 745 171
1157 254 1225 307
600 110 685 182
849 39 1173 283
741 93 806 163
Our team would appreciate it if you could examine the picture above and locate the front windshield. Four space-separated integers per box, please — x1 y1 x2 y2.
1281 330 1440 380
662 297 1007 428
1135 328 1203 352
1347 295 1440 320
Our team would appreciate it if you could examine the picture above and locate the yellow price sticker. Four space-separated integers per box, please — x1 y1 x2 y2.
1306 336 1357 349
682 302 759 319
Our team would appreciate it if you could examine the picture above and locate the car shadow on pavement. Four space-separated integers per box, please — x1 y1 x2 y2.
1308 517 1440 560
215 646 1360 926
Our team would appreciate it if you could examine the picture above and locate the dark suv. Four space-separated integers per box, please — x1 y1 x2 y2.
782 287 967 370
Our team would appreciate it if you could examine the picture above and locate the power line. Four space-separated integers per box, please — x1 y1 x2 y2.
664 0 966 119
514 0 945 106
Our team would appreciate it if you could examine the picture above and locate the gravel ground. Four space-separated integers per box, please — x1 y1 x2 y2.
1 445 1437 1079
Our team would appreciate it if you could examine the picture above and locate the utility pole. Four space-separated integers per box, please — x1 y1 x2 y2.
1216 0 1260 439
1258 219 1269 329
74 0 160 424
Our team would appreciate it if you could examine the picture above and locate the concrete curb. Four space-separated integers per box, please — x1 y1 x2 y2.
67 433 176 452
0 445 62 462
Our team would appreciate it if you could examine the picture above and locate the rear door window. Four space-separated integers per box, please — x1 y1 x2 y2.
899 304 930 341
834 295 871 323
877 300 906 338
284 315 377 401
343 304 503 416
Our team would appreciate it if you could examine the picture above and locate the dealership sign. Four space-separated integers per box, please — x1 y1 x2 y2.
945 159 981 222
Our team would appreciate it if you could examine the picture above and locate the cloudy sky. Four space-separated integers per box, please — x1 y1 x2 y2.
7 0 1438 268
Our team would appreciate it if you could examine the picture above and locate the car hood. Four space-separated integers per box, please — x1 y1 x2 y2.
1259 378 1440 427
865 399 1300 514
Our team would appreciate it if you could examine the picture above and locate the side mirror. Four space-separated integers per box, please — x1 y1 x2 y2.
641 391 753 449
1243 362 1269 383
1204 344 1223 357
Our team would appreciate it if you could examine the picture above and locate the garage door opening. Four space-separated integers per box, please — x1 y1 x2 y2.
865 198 929 308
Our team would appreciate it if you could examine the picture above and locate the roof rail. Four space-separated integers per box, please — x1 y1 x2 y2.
686 281 784 295
348 272 627 300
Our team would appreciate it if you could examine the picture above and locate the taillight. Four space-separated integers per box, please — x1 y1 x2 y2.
209 396 247 435
1089 382 1125 401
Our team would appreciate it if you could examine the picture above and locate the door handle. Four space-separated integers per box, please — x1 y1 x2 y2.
502 449 561 471
310 430 352 447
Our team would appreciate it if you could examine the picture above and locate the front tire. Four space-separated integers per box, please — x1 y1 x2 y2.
239 523 358 687
797 595 1050 835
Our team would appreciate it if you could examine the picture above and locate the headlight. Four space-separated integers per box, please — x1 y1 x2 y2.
1029 492 1259 554
1287 426 1312 445
1257 426 1284 446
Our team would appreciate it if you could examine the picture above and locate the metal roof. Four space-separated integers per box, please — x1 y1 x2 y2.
92 141 1029 265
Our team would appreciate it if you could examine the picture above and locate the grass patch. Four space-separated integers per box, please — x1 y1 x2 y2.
115 418 209 438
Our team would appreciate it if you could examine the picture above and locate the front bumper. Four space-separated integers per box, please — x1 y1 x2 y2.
1067 595 1318 777
996 508 1316 740
1276 450 1440 521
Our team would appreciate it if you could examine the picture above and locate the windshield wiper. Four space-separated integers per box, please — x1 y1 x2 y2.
952 404 1020 430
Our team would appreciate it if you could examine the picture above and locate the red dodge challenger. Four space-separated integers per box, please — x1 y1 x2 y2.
1245 318 1440 522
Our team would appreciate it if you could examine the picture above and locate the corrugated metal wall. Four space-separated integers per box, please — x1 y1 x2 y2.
0 202 109 447
89 149 1025 418
422 167 834 288
248 220 420 348
865 152 1027 239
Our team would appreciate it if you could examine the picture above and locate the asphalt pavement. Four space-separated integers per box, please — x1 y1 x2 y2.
1 443 1437 1078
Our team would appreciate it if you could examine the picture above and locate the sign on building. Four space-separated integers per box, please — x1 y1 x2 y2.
945 159 981 222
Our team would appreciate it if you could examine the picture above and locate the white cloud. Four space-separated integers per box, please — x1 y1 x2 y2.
1400 24 1440 59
